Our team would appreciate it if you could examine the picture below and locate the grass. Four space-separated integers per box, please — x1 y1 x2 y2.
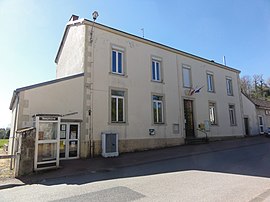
0 139 8 149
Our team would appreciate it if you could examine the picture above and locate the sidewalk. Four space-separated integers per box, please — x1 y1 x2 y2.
1 135 269 185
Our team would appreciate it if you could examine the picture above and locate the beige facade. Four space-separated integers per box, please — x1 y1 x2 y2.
242 93 259 135
242 93 270 135
9 74 84 154
10 15 245 158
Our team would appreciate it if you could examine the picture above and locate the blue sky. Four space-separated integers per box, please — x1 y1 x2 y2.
0 0 269 128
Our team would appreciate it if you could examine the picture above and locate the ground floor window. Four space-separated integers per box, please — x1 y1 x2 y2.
111 90 126 123
153 95 164 124
209 102 217 125
229 104 237 126
258 116 264 134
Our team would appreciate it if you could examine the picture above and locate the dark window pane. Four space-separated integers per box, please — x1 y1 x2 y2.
118 98 124 122
153 102 157 123
156 62 160 80
153 95 162 101
112 51 116 72
112 90 124 96
111 97 116 122
152 61 155 80
118 52 122 73
69 125 78 139
158 102 163 123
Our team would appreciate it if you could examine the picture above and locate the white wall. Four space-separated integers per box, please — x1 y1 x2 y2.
241 94 259 135
16 76 84 129
56 26 86 78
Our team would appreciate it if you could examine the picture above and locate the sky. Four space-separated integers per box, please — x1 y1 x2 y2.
0 0 269 128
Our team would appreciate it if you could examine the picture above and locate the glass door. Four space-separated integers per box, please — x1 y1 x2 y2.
60 123 80 159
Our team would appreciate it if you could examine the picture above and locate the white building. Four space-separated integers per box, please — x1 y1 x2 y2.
9 15 245 163
242 93 270 135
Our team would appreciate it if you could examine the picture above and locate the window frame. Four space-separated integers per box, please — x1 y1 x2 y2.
226 77 233 96
151 56 163 82
209 101 218 125
228 104 237 126
207 72 215 93
182 65 192 88
152 94 165 124
258 115 264 134
109 88 127 124
110 45 126 76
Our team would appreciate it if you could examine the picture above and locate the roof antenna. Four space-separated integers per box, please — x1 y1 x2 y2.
141 28 144 38
90 11 99 43
223 56 227 66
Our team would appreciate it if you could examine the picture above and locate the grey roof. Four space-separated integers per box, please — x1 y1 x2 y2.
9 73 84 110
250 97 270 109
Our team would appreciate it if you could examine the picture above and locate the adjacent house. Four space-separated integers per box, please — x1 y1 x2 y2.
242 93 270 135
9 15 245 165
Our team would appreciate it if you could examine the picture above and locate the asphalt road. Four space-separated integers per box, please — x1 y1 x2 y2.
2 140 270 201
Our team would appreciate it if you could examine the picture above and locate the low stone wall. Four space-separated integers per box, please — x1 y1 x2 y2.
15 128 35 177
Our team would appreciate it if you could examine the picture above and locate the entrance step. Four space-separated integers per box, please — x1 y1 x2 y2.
185 137 209 145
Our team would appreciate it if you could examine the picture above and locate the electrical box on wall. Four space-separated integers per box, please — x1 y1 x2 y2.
101 133 119 157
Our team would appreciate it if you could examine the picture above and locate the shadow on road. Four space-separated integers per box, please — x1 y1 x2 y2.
7 136 270 188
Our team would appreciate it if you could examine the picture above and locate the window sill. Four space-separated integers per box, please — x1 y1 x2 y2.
153 122 166 125
151 80 165 84
108 122 129 125
109 72 128 78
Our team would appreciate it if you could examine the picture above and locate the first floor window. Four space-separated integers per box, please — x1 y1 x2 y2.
182 66 192 88
207 73 214 92
209 102 217 125
152 60 161 81
229 104 236 126
112 49 124 75
226 78 233 96
111 90 125 123
153 95 164 123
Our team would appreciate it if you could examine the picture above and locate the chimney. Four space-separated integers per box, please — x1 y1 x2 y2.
69 15 79 22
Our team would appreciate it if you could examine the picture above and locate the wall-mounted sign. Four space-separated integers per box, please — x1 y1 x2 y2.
39 117 59 121
149 129 155 135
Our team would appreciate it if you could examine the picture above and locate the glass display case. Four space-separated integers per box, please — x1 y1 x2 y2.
34 115 60 171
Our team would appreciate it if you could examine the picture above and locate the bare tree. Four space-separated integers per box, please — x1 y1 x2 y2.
240 75 252 95
267 77 270 87
252 74 264 97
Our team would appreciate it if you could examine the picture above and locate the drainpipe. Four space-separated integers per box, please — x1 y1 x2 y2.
10 92 19 169
88 13 98 158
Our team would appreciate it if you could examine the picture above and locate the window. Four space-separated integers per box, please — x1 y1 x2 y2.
207 73 214 92
258 116 264 134
112 49 124 75
153 95 164 124
111 90 125 123
152 60 161 81
182 66 191 88
209 102 217 125
226 78 233 96
229 104 236 126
